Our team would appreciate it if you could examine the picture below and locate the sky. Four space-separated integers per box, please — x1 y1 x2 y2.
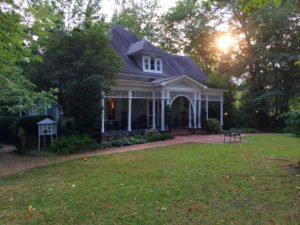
100 0 177 19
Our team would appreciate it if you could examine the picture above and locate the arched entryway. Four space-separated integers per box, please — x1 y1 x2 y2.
170 96 194 128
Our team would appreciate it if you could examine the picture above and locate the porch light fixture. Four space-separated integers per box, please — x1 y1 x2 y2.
111 101 115 109
224 112 228 116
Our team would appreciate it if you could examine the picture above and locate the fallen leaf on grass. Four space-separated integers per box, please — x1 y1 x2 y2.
223 175 231 180
27 205 36 212
188 203 200 213
160 207 167 211
251 176 256 180
83 157 88 161
191 203 200 209
25 214 31 219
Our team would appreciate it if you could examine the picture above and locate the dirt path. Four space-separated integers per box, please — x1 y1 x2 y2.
0 134 241 177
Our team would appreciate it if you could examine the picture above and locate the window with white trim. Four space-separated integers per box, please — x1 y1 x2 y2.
143 55 162 73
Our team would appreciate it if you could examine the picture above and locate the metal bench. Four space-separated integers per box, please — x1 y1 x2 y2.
224 131 241 143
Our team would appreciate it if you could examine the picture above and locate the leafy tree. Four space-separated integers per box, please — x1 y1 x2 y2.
242 0 281 11
240 1 298 124
111 0 161 43
27 0 103 30
0 2 56 114
160 0 229 73
32 22 122 133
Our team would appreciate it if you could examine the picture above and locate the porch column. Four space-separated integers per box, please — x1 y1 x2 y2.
220 96 224 127
206 95 209 120
188 102 192 128
197 95 201 128
152 92 156 129
193 93 197 128
166 90 170 105
128 90 132 132
101 96 105 133
161 91 165 131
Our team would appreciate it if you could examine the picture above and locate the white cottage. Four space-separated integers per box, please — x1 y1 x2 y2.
101 25 226 134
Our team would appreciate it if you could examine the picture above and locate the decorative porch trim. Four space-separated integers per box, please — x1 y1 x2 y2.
169 90 195 106
202 95 222 102
105 90 129 98
132 90 153 98
104 89 162 99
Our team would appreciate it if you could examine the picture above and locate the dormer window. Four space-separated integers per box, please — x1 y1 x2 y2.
144 57 149 70
143 55 162 73
156 59 161 71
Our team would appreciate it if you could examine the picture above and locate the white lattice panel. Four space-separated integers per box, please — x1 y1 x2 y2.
132 91 153 98
169 90 195 103
201 95 222 101
208 95 221 101
105 90 128 98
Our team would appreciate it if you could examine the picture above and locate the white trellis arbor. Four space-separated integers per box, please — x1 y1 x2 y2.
101 75 225 133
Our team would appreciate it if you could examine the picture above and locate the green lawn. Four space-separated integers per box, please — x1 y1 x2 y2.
0 134 299 225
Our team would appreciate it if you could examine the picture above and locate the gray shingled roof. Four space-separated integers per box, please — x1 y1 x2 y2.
111 25 208 84
127 40 167 56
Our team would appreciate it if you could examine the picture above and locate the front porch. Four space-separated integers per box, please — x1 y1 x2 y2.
101 76 226 134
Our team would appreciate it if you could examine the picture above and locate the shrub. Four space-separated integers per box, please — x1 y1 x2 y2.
111 135 146 147
206 118 221 134
97 141 113 149
144 129 158 136
47 134 93 154
146 132 174 142
281 110 300 135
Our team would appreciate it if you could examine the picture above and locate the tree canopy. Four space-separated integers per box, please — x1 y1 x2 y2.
31 23 121 133
0 2 56 114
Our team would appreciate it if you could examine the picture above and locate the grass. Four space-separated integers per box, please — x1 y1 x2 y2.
0 134 299 225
